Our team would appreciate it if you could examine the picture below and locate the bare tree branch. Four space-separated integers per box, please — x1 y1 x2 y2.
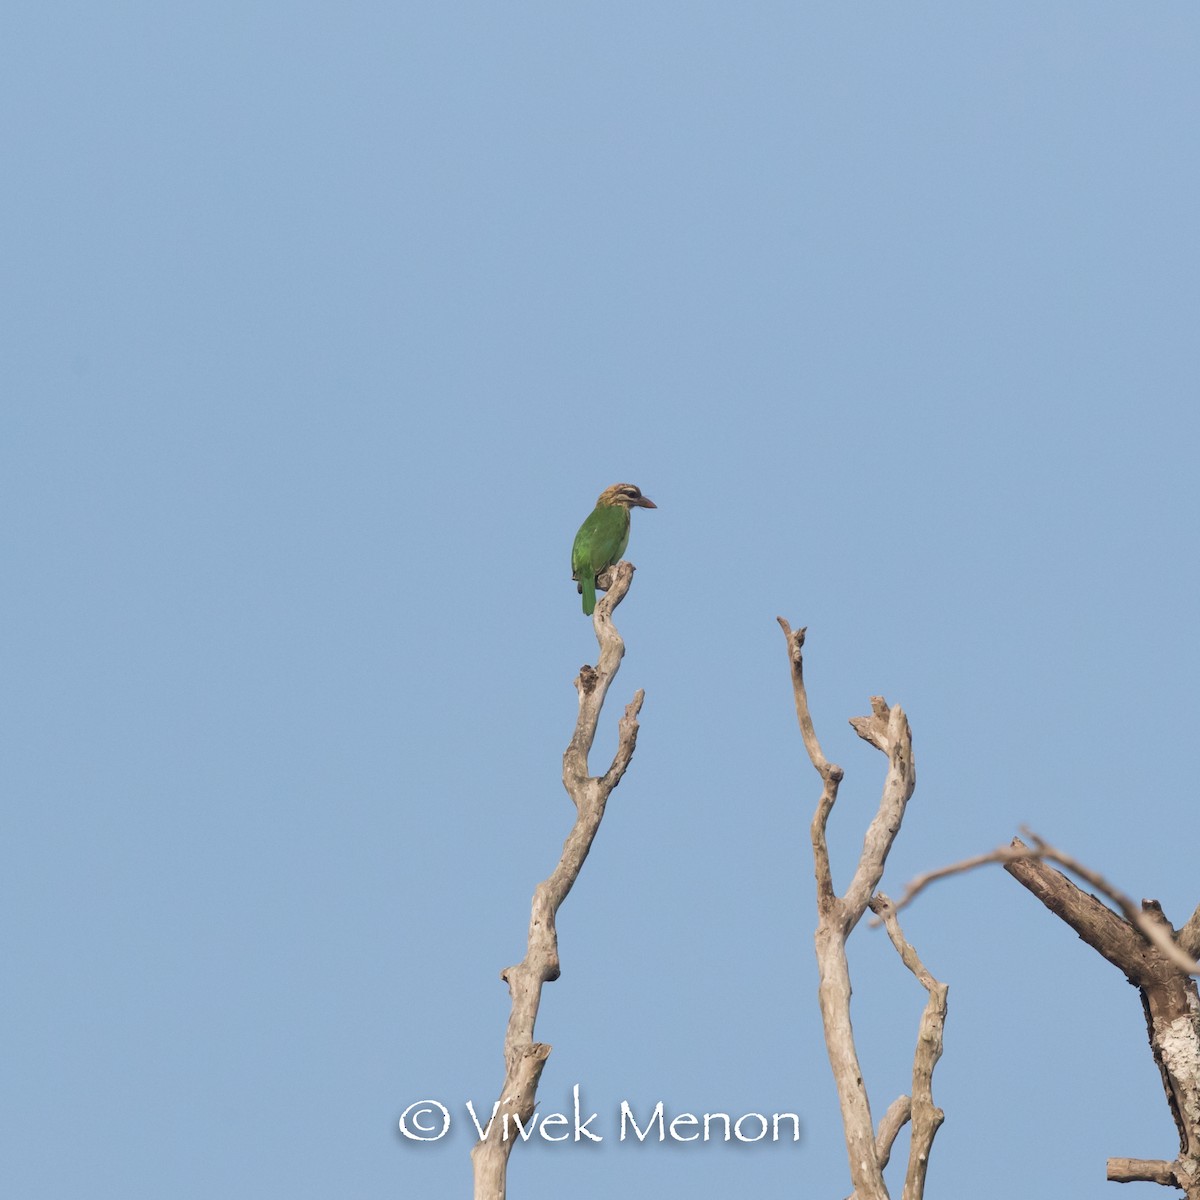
1003 851 1200 1198
870 894 947 1200
885 846 1031 915
777 620 883 1198
1180 905 1200 961
779 619 837 776
845 1098 914 1200
874 1096 914 1171
472 562 645 1200
778 619 939 1200
896 828 1200 1196
1108 1158 1183 1186
891 831 1200 976
1011 834 1200 977
842 700 916 933
1002 850 1152 983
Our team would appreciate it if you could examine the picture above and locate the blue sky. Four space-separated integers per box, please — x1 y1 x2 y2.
3 4 1198 1197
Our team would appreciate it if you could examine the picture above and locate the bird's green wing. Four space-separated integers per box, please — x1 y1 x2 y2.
572 505 630 573
571 505 630 615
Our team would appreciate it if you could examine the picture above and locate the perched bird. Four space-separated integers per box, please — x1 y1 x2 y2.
571 483 656 615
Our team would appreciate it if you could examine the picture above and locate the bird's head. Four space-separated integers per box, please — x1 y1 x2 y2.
597 483 657 510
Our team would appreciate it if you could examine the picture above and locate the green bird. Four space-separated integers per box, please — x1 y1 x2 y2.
571 483 657 615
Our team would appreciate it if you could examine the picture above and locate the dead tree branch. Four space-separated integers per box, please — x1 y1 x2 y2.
895 833 1200 1197
891 831 1200 976
1181 907 1200 963
870 894 947 1200
778 619 943 1200
472 562 644 1200
1108 1158 1187 1187
1004 852 1200 1199
874 1096 914 1172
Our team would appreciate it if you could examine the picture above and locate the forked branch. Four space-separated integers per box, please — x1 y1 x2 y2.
895 834 1200 1197
778 619 944 1200
891 831 1200 976
472 562 645 1200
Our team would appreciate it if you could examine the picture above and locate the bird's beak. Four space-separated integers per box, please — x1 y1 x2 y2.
635 496 657 509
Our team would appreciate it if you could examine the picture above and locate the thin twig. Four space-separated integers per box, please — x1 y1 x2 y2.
891 830 1200 975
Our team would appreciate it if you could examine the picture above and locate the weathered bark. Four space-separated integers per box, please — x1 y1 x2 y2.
895 833 1199 976
472 562 645 1200
1003 846 1200 1199
778 620 945 1200
870 894 947 1200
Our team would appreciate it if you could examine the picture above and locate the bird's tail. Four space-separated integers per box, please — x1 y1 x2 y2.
581 573 596 616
